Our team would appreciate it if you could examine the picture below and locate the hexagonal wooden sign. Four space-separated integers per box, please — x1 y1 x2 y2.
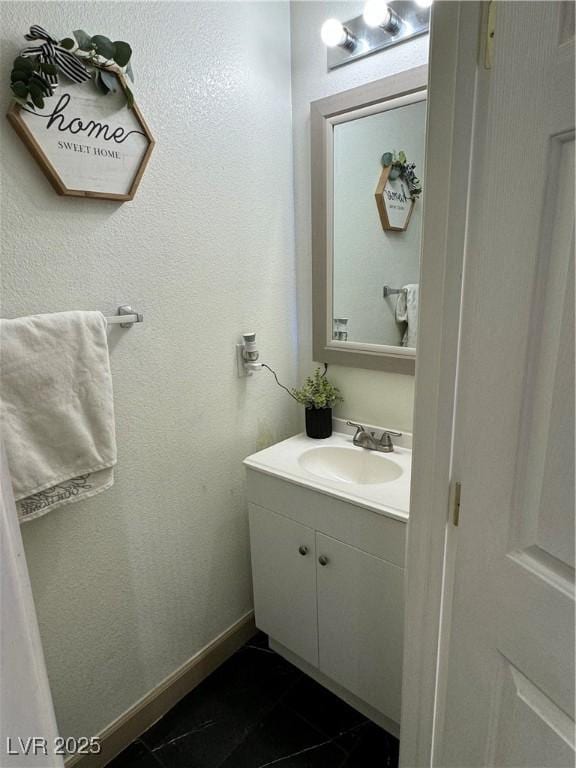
375 165 415 232
6 73 154 201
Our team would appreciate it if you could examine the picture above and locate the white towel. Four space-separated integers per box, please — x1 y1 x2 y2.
395 284 419 348
0 311 116 522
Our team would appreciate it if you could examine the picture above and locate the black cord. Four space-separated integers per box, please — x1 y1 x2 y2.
261 362 329 401
261 363 299 402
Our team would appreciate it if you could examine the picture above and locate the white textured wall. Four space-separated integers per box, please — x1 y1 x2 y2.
333 100 426 345
290 1 428 432
0 1 298 740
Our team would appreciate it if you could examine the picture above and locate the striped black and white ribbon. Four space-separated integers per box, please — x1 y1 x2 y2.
21 25 91 95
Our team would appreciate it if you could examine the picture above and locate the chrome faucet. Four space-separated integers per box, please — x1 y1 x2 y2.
346 421 402 453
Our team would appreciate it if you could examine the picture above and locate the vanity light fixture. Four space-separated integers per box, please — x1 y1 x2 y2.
320 18 357 51
321 0 430 71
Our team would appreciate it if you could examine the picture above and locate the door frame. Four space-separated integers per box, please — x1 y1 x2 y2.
400 3 487 766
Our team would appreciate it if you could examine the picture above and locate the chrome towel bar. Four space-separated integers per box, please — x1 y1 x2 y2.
382 285 407 298
106 305 144 328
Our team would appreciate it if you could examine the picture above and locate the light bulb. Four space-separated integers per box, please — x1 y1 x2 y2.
321 18 347 47
415 0 433 7
363 0 402 33
363 0 389 28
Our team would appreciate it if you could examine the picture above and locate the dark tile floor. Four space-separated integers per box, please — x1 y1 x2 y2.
108 632 399 768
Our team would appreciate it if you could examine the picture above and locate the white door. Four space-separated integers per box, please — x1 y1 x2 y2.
248 504 318 666
437 2 575 766
316 532 404 723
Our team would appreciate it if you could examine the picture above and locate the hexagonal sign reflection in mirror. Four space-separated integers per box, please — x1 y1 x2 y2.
374 165 415 232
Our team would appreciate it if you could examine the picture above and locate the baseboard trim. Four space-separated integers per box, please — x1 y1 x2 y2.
66 611 256 768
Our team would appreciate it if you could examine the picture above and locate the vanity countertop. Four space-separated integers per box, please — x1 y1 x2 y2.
244 432 411 522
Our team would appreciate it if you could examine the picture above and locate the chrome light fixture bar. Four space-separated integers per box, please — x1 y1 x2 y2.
323 0 431 71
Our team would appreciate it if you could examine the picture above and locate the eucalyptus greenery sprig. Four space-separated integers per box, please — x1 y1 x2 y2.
292 367 343 411
61 30 135 107
10 55 56 109
381 150 422 199
10 29 135 110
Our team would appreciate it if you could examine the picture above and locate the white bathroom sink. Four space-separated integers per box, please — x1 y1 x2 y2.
298 446 403 485
244 431 411 520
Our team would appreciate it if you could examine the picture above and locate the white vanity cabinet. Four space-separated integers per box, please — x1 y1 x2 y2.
249 504 318 667
316 533 404 722
247 464 407 731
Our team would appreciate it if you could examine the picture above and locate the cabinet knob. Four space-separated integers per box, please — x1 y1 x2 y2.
298 545 309 556
318 555 329 566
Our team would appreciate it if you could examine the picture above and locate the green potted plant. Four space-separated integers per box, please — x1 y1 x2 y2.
293 367 343 439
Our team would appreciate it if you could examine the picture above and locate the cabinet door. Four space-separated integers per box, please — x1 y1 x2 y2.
249 504 318 666
316 532 404 722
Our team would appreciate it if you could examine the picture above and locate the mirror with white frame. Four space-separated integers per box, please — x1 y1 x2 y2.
311 67 427 374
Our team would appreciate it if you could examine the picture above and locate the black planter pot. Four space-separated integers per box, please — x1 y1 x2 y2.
305 407 332 439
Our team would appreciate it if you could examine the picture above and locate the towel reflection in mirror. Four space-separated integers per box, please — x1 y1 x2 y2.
395 284 419 348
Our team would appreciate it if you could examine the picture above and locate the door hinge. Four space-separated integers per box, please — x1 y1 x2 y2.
452 481 462 527
484 0 497 70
